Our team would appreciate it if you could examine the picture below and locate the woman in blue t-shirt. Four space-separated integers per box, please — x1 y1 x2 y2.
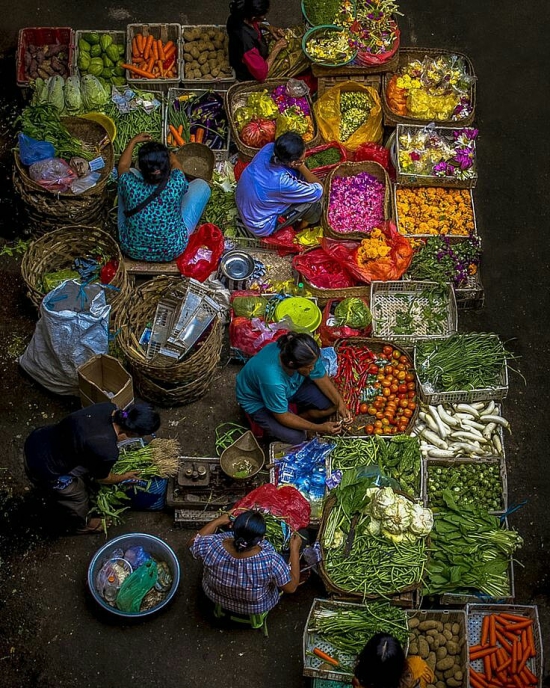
117 133 211 262
236 332 352 444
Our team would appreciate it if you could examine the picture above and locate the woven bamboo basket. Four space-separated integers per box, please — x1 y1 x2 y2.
20 225 128 313
225 79 320 159
115 275 223 385
318 493 426 600
323 161 391 240
131 363 219 407
382 47 477 127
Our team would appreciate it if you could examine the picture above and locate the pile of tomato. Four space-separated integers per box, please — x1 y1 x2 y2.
359 345 418 435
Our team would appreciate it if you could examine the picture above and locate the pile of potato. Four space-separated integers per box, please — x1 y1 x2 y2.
408 617 466 688
182 27 233 80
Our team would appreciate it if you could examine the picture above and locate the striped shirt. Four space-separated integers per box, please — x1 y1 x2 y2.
191 532 291 614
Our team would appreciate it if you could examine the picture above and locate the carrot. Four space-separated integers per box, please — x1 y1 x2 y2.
520 630 528 655
157 59 164 77
521 667 537 684
517 645 531 676
146 56 155 73
120 63 155 79
313 648 339 666
136 33 144 54
496 631 513 653
493 615 511 627
471 647 499 661
164 44 176 60
177 124 183 136
497 658 512 674
144 34 154 60
152 40 159 61
133 57 145 64
132 37 139 58
526 625 535 657
484 655 493 681
157 39 165 60
491 651 498 672
481 616 491 646
167 133 173 145
163 40 174 53
190 134 196 143
169 125 185 147
499 614 528 624
503 629 521 643
471 645 484 654
505 621 533 633
511 639 518 675
471 669 490 687
490 616 497 647
196 127 205 144
511 677 524 688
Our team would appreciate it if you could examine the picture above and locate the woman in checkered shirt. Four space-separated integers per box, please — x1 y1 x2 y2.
189 510 301 615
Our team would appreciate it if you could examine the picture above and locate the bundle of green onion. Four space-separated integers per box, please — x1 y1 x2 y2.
112 438 181 478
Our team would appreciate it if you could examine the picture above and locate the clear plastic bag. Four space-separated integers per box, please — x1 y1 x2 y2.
29 157 77 193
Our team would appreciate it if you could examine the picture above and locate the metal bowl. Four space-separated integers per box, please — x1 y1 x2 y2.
87 533 180 618
219 250 255 281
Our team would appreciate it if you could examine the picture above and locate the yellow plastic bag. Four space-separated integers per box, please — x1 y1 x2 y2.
314 81 383 151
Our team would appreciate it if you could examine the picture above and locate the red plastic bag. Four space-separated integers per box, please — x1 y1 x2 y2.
234 159 250 181
233 484 311 530
354 142 390 172
321 222 413 283
318 298 372 347
230 316 289 357
176 223 224 282
293 248 357 289
262 226 305 256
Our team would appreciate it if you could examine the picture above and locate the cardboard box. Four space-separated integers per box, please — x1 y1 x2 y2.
78 354 134 409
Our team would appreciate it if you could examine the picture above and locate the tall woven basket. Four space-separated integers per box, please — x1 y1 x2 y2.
20 225 128 314
323 161 391 240
115 275 223 390
131 362 221 407
13 116 114 234
382 47 477 127
225 79 320 159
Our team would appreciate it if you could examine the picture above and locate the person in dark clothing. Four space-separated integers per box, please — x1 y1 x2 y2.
227 0 288 81
24 403 161 534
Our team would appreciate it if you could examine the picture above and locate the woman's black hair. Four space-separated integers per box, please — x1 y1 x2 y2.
232 510 266 552
137 142 171 185
272 132 305 166
277 332 320 370
113 403 161 437
354 633 406 688
229 0 270 19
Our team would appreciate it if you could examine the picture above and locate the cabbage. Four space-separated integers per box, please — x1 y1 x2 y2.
366 518 381 536
32 78 48 106
47 76 65 114
370 486 396 520
64 77 83 115
81 75 108 111
326 528 345 549
381 498 412 534
334 297 372 329
410 503 434 536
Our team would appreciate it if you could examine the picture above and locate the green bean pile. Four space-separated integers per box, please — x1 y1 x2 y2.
328 436 422 497
415 333 509 392
264 513 289 552
309 601 409 656
104 97 164 157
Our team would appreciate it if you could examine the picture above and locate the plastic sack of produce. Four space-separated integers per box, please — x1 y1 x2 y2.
318 298 372 347
321 222 413 283
28 157 78 193
19 281 110 395
176 224 224 282
293 248 357 289
231 295 269 319
314 82 383 151
18 133 55 166
354 142 391 172
233 483 311 530
262 226 303 255
230 316 289 357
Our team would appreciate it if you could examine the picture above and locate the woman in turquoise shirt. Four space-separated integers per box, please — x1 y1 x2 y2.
117 133 211 262
236 332 352 444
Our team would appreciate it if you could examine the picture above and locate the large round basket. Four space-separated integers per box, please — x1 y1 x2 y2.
302 25 357 68
131 362 220 407
318 493 426 600
225 79 321 159
115 275 223 386
20 225 128 313
323 160 391 241
382 47 477 128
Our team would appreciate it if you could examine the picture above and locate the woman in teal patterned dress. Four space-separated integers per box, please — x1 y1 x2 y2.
117 133 211 262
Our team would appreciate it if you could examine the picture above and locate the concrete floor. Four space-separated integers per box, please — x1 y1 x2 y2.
0 1 549 686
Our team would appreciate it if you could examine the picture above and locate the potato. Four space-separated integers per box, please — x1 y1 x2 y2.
409 641 419 655
444 668 457 680
203 74 214 80
427 652 436 672
190 47 200 59
190 61 200 70
184 66 194 78
452 623 460 635
436 647 448 660
205 41 215 51
211 67 220 77
436 657 455 671
436 622 444 632
198 54 208 65
435 682 446 688
443 629 453 641
408 618 420 629
418 637 430 659
213 39 223 50
426 629 439 638
193 68 202 79
446 641 460 656
418 621 439 631
200 62 210 75
447 679 462 687
196 41 207 52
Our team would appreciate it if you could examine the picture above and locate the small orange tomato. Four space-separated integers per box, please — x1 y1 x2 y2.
390 384 399 393
408 391 416 399
392 350 401 360
397 371 407 381
403 408 413 418
367 406 377 416
374 427 384 435
377 373 385 381
383 387 391 397
398 384 408 394
389 393 396 401
396 363 406 371
365 424 374 435
376 411 384 420
384 365 393 375
383 346 393 356
405 372 415 382
374 420 383 428
407 382 416 390
381 417 390 426
399 398 409 408
381 379 391 388
359 402 368 414
408 401 416 410
399 355 409 364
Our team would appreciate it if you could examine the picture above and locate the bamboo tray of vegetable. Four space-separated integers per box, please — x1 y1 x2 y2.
319 479 432 600
393 185 479 242
164 88 230 161
406 609 469 688
414 333 510 405
465 605 543 688
327 435 423 499
424 456 508 515
370 281 458 344
303 598 409 681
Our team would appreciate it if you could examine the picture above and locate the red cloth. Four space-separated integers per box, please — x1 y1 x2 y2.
243 47 268 82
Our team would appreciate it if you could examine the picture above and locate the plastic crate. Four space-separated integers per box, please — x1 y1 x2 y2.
370 280 458 344
414 334 509 405
455 270 485 309
406 609 468 688
393 185 479 242
74 30 126 76
466 604 544 688
395 123 478 189
17 26 74 87
423 455 508 514
164 87 231 161
126 23 182 91
181 25 235 85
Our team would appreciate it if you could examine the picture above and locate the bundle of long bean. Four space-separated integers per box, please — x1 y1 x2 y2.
112 438 180 478
263 512 290 552
104 97 163 157
19 104 96 160
309 601 409 656
328 435 421 497
416 333 510 392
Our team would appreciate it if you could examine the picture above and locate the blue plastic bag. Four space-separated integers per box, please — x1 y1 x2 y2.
18 133 55 166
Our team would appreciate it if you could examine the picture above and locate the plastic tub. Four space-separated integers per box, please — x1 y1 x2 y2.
87 533 180 618
275 297 322 332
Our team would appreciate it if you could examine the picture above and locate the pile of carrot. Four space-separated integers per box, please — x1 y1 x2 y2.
167 126 205 147
121 32 177 79
469 613 538 688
